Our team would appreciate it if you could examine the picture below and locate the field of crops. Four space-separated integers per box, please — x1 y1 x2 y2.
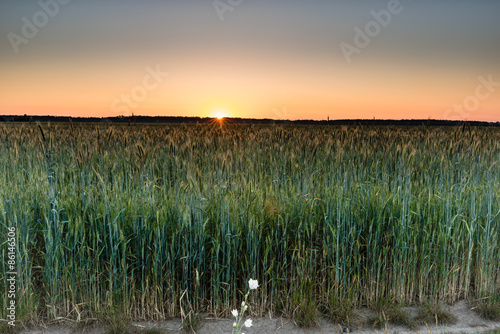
1 122 499 322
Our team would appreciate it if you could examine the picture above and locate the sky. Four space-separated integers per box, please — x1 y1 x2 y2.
1 0 499 121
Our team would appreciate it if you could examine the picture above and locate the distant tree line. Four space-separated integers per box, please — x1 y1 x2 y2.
0 114 498 127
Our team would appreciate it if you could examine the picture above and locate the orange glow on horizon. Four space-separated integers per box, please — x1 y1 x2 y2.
0 57 499 122
212 108 228 120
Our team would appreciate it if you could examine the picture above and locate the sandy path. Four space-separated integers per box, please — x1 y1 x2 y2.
16 301 500 334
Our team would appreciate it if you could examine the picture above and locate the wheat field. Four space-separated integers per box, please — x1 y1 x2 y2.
0 122 499 323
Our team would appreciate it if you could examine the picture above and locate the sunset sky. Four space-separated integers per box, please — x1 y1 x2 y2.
1 0 499 121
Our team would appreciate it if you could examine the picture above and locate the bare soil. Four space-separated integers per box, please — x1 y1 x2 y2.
13 301 500 334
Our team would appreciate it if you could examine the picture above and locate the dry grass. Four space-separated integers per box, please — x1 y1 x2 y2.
416 302 457 325
473 297 500 321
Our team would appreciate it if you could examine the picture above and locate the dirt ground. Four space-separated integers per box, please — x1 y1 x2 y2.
14 301 500 334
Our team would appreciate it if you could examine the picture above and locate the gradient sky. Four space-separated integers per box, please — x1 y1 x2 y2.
1 0 499 121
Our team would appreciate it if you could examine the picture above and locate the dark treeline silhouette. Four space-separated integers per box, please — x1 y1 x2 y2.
1 114 499 127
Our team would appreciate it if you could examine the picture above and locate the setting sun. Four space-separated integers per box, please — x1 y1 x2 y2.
213 109 227 120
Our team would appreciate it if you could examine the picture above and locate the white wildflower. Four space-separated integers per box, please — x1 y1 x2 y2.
248 278 259 290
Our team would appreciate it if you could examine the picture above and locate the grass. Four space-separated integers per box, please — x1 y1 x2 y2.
292 278 319 327
476 303 500 321
473 296 500 321
0 122 499 323
327 296 361 327
101 308 133 334
385 307 417 329
0 322 20 334
71 306 164 334
367 298 417 329
368 312 388 329
416 302 457 325
181 311 200 333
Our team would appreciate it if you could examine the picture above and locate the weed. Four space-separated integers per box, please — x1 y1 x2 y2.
0 322 20 334
416 302 457 325
327 296 360 327
292 278 319 327
473 297 500 321
181 311 200 333
369 297 416 329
